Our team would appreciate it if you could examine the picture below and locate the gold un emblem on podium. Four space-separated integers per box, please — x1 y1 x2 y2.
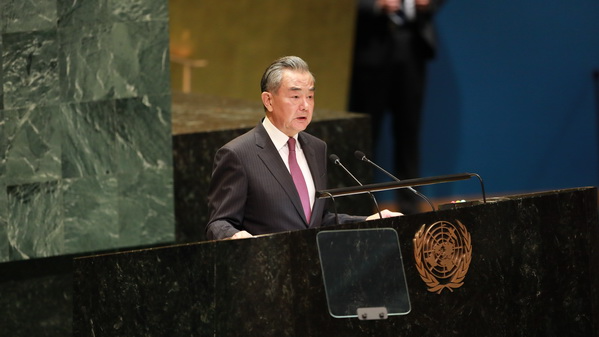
413 220 472 294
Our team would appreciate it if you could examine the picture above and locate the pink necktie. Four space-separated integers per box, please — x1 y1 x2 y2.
288 137 311 223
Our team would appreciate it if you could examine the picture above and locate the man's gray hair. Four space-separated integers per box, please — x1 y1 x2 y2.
260 56 315 93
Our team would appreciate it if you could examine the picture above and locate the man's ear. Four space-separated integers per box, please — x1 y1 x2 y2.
261 92 273 112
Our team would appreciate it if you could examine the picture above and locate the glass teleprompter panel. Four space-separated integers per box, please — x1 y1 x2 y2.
316 228 411 319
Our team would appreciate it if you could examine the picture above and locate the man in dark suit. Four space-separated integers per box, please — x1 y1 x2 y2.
206 56 400 240
349 0 444 214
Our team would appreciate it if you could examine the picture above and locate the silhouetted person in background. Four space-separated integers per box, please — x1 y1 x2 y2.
349 0 444 214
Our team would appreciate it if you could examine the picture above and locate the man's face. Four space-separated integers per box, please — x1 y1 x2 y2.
262 69 314 137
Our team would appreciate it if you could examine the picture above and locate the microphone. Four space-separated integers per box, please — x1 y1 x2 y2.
329 154 382 219
354 150 435 212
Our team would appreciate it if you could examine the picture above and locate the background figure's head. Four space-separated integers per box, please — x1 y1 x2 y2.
261 56 315 137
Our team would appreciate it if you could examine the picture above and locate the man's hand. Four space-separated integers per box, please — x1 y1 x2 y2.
376 0 401 13
229 230 254 239
366 209 403 221
415 0 431 11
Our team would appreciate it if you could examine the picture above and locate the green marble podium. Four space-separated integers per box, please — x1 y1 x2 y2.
73 187 599 336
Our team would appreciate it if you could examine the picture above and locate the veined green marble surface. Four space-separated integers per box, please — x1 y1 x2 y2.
63 175 119 254
3 30 60 109
60 100 118 179
4 105 62 185
0 35 4 111
7 181 63 260
57 0 169 27
0 0 173 261
115 95 172 172
1 0 57 33
58 21 170 103
117 168 174 246
0 182 7 262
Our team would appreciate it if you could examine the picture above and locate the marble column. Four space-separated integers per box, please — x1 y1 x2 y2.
0 0 174 262
0 0 173 335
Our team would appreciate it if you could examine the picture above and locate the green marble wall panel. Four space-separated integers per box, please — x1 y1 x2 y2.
0 108 5 262
57 0 168 27
63 175 119 254
1 0 57 33
57 1 111 27
112 0 169 22
115 94 174 247
58 24 115 103
58 21 170 103
0 0 173 262
4 105 62 185
57 0 170 103
0 182 7 262
115 95 172 171
0 109 5 176
7 181 63 260
60 100 117 179
110 21 170 99
2 30 60 109
117 168 174 247
1 35 3 110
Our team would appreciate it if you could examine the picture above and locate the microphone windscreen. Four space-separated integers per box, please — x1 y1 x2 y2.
329 154 340 163
354 150 366 161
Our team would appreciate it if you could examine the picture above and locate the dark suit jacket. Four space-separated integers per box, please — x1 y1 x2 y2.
206 122 367 240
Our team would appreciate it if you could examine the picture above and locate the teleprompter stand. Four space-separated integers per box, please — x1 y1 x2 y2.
316 228 410 320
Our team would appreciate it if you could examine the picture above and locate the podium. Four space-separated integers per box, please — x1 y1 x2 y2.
72 187 599 336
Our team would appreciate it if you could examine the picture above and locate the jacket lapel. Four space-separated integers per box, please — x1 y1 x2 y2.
255 124 309 226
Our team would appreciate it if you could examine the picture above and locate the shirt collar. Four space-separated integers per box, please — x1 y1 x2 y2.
262 117 298 151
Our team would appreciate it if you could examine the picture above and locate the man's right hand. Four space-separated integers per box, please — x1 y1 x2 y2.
377 0 401 13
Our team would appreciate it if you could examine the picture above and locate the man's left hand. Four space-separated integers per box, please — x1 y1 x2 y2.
366 209 403 221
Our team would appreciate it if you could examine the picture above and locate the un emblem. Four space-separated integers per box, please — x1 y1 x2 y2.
413 220 472 294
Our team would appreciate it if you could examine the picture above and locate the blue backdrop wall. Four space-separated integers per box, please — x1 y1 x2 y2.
412 0 599 199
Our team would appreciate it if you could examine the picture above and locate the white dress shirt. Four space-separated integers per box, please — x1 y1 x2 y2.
262 117 316 211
